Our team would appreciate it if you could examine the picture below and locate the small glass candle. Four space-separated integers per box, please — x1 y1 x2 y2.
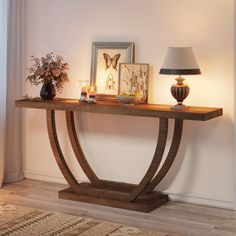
88 86 96 104
79 82 88 103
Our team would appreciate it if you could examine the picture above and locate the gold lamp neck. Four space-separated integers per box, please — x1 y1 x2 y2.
175 76 185 85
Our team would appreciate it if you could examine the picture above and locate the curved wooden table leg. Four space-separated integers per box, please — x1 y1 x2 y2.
57 115 183 212
46 109 79 189
143 119 183 194
126 118 168 201
66 111 99 184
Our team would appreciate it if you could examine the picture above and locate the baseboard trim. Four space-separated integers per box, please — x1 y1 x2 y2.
24 170 233 210
24 170 67 184
167 192 233 210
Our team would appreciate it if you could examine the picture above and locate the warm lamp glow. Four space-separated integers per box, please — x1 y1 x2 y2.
89 86 95 93
87 86 96 104
81 86 87 93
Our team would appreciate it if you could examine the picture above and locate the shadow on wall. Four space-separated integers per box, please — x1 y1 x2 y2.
157 115 234 193
71 110 232 187
75 112 159 183
39 103 231 191
76 112 158 139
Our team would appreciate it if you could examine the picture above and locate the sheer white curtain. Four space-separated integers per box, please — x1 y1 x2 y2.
0 0 7 186
0 0 24 187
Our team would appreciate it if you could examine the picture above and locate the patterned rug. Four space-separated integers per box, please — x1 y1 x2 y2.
0 203 171 236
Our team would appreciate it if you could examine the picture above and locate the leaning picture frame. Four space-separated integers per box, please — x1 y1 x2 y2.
118 63 149 104
90 42 134 101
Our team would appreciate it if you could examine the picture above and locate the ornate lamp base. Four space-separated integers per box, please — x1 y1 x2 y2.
171 104 188 110
171 76 189 110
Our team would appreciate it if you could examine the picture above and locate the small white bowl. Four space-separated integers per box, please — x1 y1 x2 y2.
116 95 141 106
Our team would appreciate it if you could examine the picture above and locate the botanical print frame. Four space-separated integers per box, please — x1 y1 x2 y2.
118 63 149 104
90 42 134 100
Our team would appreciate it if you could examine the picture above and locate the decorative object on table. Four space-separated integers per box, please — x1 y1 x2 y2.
79 86 88 103
90 42 134 100
159 47 201 110
40 80 56 100
118 63 149 104
22 94 42 101
116 94 141 106
87 86 97 104
79 80 89 103
26 52 69 100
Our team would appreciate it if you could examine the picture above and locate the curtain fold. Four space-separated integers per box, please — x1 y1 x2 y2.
0 0 7 187
0 0 24 186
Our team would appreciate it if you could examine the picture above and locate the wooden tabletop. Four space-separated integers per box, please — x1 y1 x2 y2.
15 98 223 121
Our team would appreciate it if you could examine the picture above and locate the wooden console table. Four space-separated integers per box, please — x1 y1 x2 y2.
15 98 223 212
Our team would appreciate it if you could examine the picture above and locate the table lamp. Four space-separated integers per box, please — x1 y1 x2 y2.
159 47 201 109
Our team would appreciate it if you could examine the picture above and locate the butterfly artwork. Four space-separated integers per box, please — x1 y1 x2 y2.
105 73 116 91
103 53 121 71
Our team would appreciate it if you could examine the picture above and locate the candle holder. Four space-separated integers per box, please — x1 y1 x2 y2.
79 91 88 102
87 95 96 104
87 86 97 104
79 91 88 103
79 82 88 103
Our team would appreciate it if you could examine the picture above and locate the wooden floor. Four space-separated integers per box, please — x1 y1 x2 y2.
0 180 236 236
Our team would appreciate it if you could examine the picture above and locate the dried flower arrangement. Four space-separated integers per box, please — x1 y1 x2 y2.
26 52 69 92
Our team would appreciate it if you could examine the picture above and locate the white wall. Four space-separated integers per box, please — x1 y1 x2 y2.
23 0 235 208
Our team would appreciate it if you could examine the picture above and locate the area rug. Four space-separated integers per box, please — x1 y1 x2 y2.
0 203 171 236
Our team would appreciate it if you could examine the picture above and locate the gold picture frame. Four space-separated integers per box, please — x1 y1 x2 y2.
119 63 149 104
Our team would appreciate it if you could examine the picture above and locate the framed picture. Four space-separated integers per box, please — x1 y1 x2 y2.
119 63 149 104
90 42 134 100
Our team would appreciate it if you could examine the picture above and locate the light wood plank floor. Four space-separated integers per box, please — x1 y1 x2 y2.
0 179 235 236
